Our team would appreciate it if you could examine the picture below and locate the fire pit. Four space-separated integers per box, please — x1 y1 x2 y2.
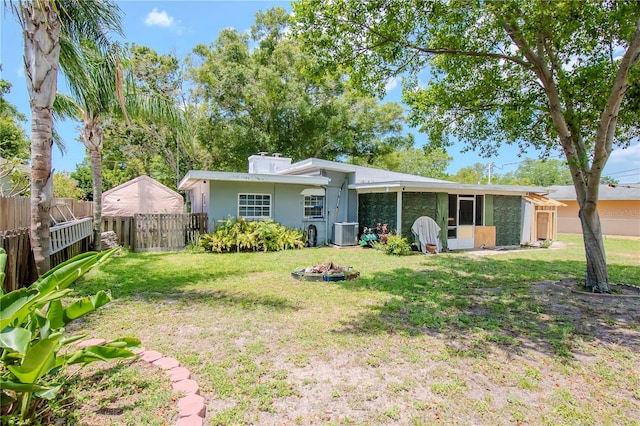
291 262 360 282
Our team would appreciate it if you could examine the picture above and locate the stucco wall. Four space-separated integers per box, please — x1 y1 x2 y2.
557 199 640 237
207 180 329 244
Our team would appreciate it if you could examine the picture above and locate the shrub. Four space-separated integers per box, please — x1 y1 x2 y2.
0 249 140 423
199 217 305 253
374 235 413 256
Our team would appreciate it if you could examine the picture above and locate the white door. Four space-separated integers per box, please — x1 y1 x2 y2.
457 197 475 249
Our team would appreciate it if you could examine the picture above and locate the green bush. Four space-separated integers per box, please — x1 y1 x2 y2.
374 235 413 256
199 217 305 253
0 249 140 423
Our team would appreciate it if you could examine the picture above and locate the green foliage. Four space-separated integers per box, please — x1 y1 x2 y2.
52 172 85 200
353 146 452 179
450 163 488 184
374 234 413 256
498 158 573 186
0 158 30 197
199 217 305 253
0 79 29 161
188 7 413 171
0 249 140 422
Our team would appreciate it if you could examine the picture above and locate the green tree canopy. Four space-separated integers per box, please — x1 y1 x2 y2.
449 163 487 184
188 7 413 171
353 146 452 179
293 0 640 292
0 79 29 161
499 158 573 186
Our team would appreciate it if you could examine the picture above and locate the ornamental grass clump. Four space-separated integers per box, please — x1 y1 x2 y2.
199 217 305 253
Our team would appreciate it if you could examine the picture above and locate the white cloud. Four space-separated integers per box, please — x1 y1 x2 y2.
384 77 398 93
145 8 174 27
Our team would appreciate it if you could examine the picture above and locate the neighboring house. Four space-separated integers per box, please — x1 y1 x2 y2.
102 175 184 216
179 154 558 249
548 185 640 237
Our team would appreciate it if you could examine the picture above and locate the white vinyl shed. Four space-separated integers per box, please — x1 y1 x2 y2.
102 175 184 216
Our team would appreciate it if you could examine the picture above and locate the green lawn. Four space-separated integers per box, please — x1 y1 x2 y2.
64 234 640 425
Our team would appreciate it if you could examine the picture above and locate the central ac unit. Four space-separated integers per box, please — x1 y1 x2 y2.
334 222 359 246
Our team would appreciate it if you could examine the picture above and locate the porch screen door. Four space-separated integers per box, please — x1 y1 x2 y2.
457 196 475 249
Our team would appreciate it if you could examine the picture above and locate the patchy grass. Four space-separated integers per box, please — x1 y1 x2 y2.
62 234 640 424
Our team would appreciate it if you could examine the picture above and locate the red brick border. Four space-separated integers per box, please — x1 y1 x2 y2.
79 342 206 425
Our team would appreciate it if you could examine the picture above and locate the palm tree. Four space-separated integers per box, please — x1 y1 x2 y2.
62 42 180 251
11 0 121 275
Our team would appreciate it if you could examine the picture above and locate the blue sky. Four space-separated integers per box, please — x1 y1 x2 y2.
1 1 639 183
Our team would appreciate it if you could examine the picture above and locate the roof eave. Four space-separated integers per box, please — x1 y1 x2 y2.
349 181 550 195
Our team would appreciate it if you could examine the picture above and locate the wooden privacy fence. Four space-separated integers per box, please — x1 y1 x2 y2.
0 196 94 231
0 228 36 292
103 213 207 252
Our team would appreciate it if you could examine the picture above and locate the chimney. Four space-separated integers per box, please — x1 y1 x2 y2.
248 153 292 174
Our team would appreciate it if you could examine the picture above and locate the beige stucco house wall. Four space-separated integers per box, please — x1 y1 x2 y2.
549 185 640 237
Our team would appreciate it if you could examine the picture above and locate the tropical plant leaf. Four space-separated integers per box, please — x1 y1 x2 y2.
0 326 31 355
0 379 49 393
104 337 141 349
46 299 65 330
34 384 62 400
62 291 112 323
7 335 61 384
63 345 136 365
0 287 39 330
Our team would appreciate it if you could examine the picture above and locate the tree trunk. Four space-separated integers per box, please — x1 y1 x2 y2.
82 120 104 252
22 1 61 276
89 148 103 252
578 202 610 293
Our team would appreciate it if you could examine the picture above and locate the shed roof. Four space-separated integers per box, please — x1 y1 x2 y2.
524 193 566 207
102 175 184 216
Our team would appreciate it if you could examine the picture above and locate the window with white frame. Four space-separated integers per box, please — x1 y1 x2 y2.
304 195 325 219
238 194 271 218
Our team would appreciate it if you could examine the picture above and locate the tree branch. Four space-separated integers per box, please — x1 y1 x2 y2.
588 18 640 200
336 16 534 69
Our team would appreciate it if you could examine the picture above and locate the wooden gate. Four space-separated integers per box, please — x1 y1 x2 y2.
133 213 207 252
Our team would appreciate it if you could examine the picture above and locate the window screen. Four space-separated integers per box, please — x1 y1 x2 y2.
238 194 271 218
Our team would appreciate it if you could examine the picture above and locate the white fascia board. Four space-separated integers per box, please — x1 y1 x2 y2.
179 170 329 190
349 181 549 196
280 158 357 175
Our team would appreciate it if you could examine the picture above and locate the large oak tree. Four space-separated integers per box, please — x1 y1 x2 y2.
294 0 640 293
188 7 413 171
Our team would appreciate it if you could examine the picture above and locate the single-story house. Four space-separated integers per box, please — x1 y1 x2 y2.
102 175 184 216
548 184 640 237
178 154 559 249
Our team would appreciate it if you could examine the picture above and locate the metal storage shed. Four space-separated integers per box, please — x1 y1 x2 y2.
102 175 184 216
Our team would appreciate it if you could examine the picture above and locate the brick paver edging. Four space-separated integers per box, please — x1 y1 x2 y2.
77 340 206 426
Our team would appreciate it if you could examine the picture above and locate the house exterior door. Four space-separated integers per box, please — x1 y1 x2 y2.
447 195 478 250
456 196 475 249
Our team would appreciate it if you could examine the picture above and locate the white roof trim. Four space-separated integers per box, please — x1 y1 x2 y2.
349 180 550 195
179 170 329 190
